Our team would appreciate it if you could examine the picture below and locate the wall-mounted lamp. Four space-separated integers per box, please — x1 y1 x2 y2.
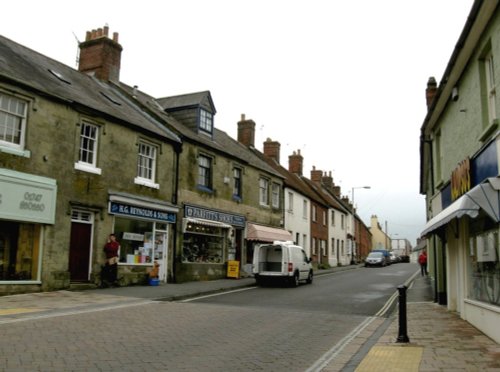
451 86 459 102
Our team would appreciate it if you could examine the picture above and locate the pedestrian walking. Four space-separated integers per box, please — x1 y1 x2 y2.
418 250 428 276
102 233 120 287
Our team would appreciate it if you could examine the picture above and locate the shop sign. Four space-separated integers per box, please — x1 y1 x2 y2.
451 157 471 201
184 204 245 227
0 169 57 224
109 201 176 223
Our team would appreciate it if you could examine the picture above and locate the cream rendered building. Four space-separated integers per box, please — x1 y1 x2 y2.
370 215 390 251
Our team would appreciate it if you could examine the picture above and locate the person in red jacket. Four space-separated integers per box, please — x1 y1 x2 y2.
418 250 428 276
102 233 120 287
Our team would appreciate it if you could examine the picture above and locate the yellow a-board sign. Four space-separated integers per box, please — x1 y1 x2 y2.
227 260 240 278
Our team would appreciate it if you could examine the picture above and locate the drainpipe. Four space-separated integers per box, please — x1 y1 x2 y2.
171 142 182 283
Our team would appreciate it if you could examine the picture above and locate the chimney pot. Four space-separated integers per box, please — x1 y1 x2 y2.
311 167 323 183
288 149 304 176
237 114 256 148
426 76 437 109
263 138 281 163
78 26 123 82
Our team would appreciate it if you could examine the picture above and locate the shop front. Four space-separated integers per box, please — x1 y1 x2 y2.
0 168 56 292
422 181 499 343
178 204 245 282
108 192 178 284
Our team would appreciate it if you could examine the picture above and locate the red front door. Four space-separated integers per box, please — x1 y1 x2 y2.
69 222 92 282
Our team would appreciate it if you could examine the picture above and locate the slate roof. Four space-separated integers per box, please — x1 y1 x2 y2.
0 31 283 180
123 86 283 179
0 34 181 144
157 91 216 114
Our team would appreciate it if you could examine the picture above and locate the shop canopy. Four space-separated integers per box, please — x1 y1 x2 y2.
183 217 232 229
246 223 293 243
421 176 500 237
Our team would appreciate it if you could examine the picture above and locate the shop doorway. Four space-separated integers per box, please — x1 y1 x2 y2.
69 210 94 282
154 228 168 282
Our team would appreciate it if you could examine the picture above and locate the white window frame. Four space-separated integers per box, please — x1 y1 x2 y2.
74 121 102 175
0 92 30 156
485 52 497 124
288 192 294 212
259 178 269 206
331 210 336 226
271 182 280 208
312 205 317 222
199 109 213 134
134 141 159 189
303 199 308 219
198 154 212 190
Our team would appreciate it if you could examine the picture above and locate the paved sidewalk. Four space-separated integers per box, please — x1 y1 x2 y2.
323 275 500 372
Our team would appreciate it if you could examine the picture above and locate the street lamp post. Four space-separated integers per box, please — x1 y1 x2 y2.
351 186 371 264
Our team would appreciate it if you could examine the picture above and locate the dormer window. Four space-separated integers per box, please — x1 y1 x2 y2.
199 109 213 134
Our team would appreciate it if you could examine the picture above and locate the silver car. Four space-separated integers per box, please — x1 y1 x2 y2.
364 252 388 267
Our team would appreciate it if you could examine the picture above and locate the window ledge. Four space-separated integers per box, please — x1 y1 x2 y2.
0 146 31 158
479 119 499 142
197 185 214 194
134 177 159 189
74 162 102 175
232 195 242 203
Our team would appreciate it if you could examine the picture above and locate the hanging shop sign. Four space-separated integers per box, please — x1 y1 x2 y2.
0 168 57 224
451 157 471 201
184 204 245 227
109 201 176 223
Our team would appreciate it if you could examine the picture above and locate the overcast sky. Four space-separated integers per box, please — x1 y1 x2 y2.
1 1 473 246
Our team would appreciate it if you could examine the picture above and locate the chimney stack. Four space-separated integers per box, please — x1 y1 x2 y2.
288 150 303 176
426 76 437 109
310 166 323 183
263 138 281 163
322 171 333 189
78 25 123 82
237 114 256 148
332 185 341 197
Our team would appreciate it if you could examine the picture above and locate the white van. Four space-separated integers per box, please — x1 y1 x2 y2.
252 241 313 287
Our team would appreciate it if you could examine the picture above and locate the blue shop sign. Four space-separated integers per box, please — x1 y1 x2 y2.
184 205 245 227
110 201 176 223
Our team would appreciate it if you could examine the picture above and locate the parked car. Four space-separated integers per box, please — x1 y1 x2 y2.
364 251 389 267
399 255 410 263
390 252 399 264
371 249 391 265
252 241 313 287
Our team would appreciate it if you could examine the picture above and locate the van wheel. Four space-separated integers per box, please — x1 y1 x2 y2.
291 272 300 287
306 270 313 284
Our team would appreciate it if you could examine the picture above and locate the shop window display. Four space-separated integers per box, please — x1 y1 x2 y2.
114 218 154 265
468 227 500 306
0 221 40 281
182 222 225 263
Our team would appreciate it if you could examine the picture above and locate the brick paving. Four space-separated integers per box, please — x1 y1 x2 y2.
0 268 499 371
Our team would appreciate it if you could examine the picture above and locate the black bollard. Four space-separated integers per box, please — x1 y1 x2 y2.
396 284 410 343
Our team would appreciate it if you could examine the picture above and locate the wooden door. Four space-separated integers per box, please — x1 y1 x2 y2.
69 222 92 282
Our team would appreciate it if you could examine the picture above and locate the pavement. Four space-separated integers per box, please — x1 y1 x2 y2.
0 265 499 371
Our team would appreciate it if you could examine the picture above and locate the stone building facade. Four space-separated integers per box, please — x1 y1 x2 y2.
0 28 181 294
